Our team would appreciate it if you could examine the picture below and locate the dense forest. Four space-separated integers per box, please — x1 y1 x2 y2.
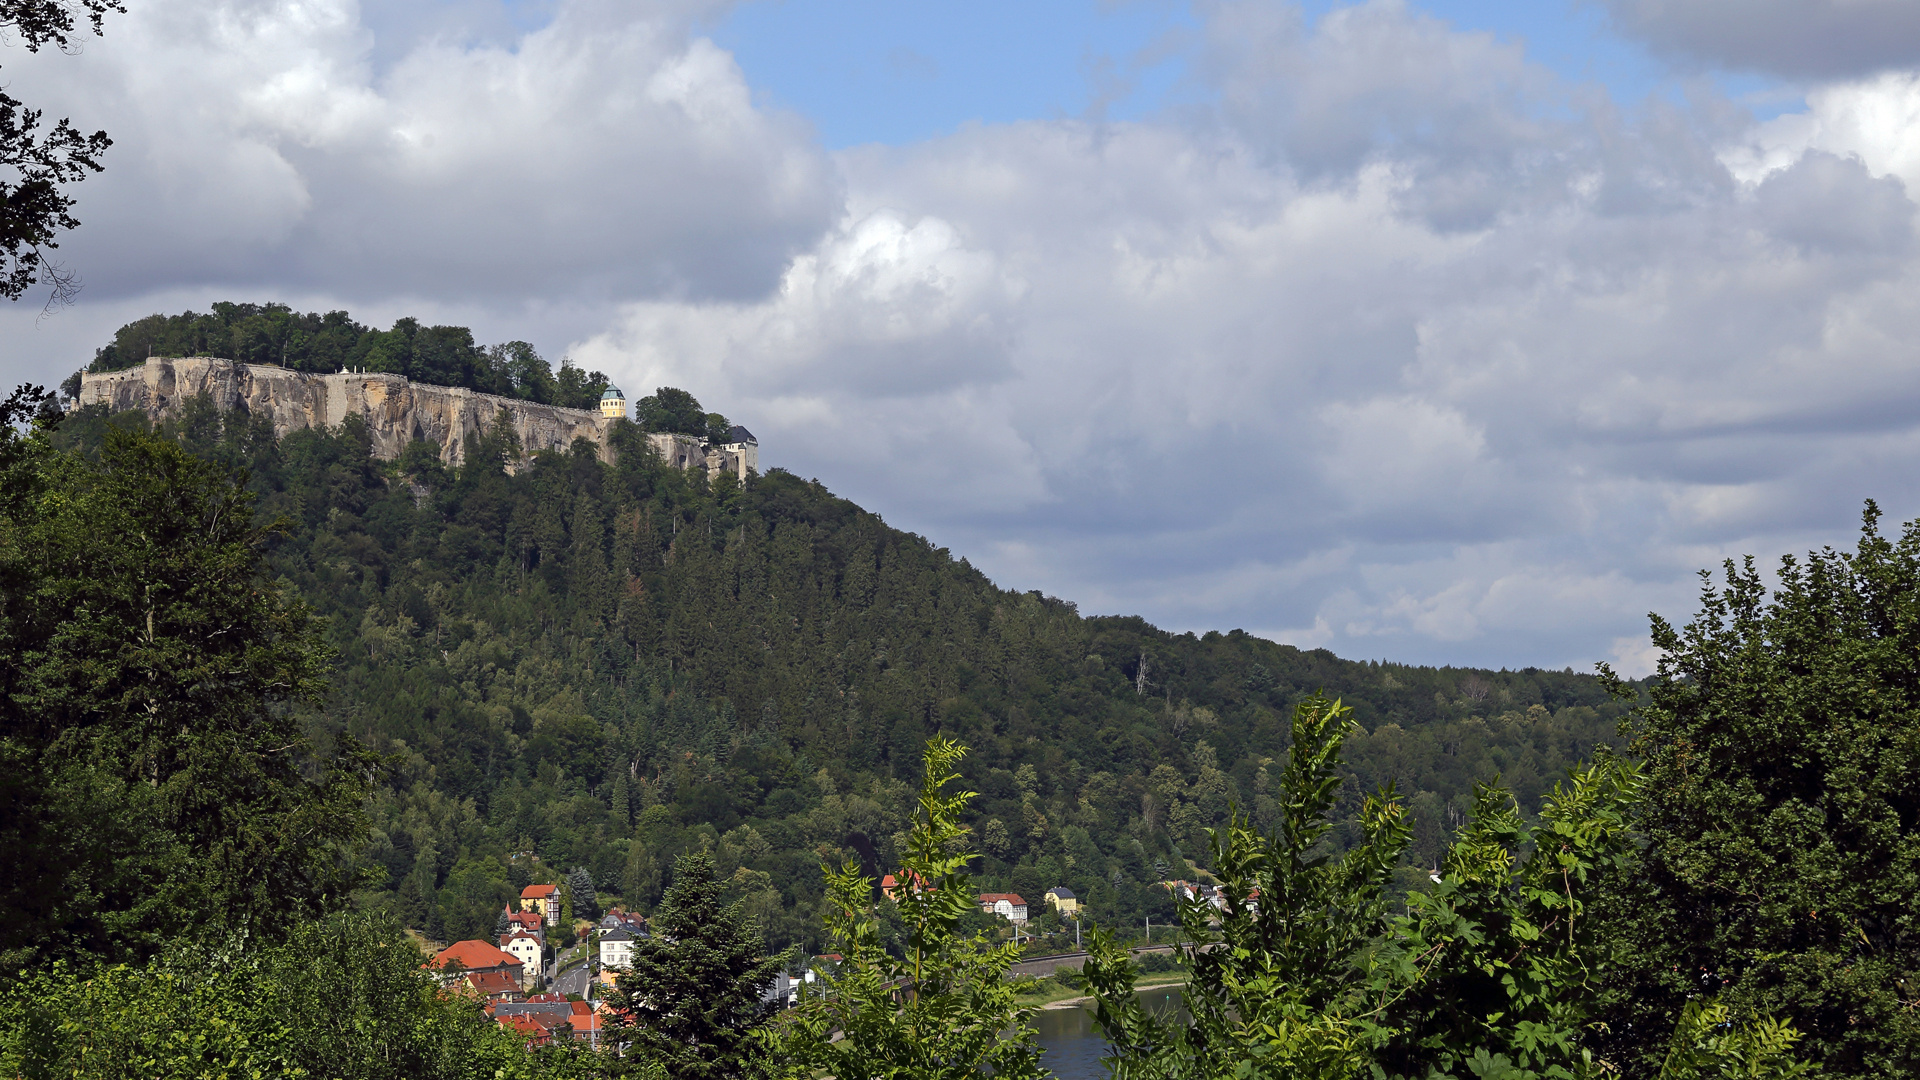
49 392 1630 955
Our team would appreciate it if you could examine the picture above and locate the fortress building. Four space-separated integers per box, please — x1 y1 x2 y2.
76 357 757 480
599 387 626 420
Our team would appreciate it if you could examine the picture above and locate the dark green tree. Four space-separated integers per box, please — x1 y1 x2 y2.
0 389 372 966
568 866 600 925
634 387 707 435
1594 502 1920 1080
607 850 785 1079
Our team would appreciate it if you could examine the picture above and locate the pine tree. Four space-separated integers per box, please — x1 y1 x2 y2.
606 851 784 1079
494 906 512 937
566 866 599 926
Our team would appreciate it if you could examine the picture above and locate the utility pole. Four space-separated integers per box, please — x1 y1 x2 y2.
1145 916 1150 947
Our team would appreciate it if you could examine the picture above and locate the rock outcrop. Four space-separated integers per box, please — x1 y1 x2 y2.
77 357 753 478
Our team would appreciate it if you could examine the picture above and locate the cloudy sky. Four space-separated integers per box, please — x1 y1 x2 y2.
5 0 1920 675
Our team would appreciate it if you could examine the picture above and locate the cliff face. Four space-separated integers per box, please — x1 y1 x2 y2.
77 357 746 477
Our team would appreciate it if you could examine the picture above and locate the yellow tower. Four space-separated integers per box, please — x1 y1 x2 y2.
599 387 626 419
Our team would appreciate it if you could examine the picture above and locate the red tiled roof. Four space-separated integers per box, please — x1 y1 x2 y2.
978 892 1027 905
462 970 524 997
521 884 559 899
433 940 520 971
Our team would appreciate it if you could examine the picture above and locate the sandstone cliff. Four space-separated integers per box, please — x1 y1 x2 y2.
77 357 749 478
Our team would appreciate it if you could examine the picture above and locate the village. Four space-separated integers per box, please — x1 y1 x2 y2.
427 874 1242 1043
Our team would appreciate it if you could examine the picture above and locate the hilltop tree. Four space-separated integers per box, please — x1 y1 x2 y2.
1594 502 1920 1080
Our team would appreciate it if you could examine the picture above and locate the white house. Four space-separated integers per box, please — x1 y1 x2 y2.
498 931 543 987
978 892 1029 924
599 928 636 970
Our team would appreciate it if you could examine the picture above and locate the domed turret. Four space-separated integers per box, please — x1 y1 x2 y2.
599 387 626 420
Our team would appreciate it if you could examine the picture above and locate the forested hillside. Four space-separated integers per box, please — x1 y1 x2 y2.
53 397 1631 954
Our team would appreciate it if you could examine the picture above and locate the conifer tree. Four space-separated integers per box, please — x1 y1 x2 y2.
567 866 599 926
606 850 783 1079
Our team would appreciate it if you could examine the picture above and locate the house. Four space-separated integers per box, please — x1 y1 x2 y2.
504 907 545 937
762 973 801 1008
1043 887 1080 917
718 425 759 480
460 969 526 1003
599 928 636 970
881 871 931 901
521 883 561 926
597 908 647 935
978 893 1029 924
431 940 523 988
492 996 593 1045
498 930 544 987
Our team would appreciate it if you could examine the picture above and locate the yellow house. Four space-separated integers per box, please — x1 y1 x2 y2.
521 883 561 925
1044 887 1080 916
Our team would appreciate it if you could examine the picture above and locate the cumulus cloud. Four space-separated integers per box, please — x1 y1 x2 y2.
572 0 1920 668
1594 0 1920 80
11 0 1920 672
3 0 837 306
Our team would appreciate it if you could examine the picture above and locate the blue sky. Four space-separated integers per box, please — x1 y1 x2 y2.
708 0 1795 148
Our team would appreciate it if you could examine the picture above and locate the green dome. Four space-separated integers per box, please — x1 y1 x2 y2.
601 388 624 399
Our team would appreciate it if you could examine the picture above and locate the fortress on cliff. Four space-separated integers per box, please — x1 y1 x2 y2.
77 356 759 480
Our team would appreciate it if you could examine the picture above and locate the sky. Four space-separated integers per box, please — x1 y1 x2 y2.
5 0 1920 677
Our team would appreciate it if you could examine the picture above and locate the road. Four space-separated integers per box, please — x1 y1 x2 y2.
1006 944 1176 979
552 961 593 998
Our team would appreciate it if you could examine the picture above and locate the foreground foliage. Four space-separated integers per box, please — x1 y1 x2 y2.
1082 696 1802 1080
1595 502 1920 1080
0 390 370 968
772 737 1045 1080
605 850 785 1080
0 912 606 1080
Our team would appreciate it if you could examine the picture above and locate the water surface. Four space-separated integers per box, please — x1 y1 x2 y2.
1033 985 1186 1080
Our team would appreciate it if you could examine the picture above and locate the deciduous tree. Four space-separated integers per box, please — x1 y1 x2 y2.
1594 502 1920 1080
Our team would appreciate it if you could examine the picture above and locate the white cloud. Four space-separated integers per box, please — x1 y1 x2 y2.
1 0 837 306
11 0 1920 672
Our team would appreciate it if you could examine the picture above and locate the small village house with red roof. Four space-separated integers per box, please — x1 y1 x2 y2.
459 969 526 1004
880 871 931 901
521 883 561 926
977 892 1028 924
502 905 544 937
430 940 523 988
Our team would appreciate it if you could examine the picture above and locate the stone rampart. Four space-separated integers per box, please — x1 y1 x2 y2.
74 357 756 479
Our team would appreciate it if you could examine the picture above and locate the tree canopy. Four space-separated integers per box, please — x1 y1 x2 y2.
0 388 371 967
1594 502 1920 1080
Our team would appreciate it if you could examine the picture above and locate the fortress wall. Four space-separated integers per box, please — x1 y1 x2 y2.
76 357 756 478
78 357 615 467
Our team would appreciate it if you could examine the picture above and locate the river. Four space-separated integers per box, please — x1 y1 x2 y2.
1032 985 1187 1079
